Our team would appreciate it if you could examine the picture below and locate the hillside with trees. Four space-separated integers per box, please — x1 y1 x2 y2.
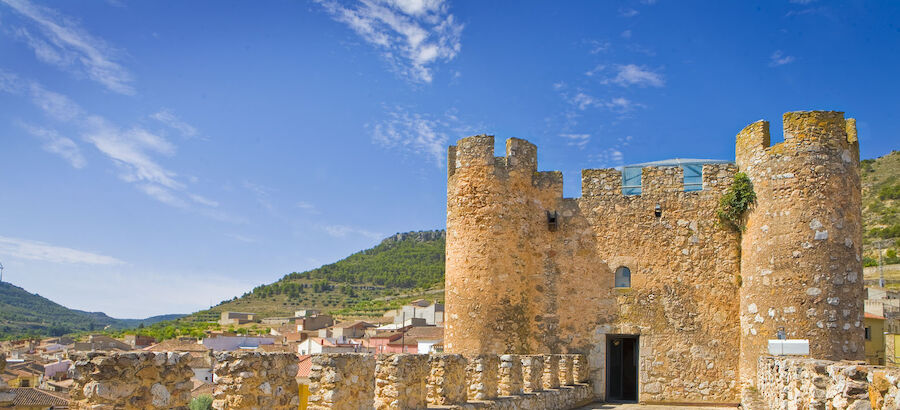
862 150 900 267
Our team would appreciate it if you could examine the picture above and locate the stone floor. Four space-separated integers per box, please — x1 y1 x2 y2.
573 403 739 409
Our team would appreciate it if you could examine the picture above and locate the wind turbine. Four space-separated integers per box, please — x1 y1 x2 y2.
0 261 4 283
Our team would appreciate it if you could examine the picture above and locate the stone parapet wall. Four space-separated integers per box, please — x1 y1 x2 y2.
520 355 544 393
498 355 523 396
64 351 588 410
308 353 375 410
757 356 900 409
466 354 500 401
558 354 574 386
212 352 299 410
427 354 468 405
375 354 429 410
543 355 560 390
69 352 193 410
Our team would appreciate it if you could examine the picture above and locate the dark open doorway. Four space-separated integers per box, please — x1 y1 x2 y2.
606 335 638 402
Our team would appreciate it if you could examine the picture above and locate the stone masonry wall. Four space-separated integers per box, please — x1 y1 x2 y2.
69 352 193 410
446 111 862 405
521 355 544 393
427 354 468 405
446 134 744 404
212 352 299 410
738 112 864 386
498 354 523 396
757 356 900 409
374 354 429 410
307 353 375 410
466 354 500 401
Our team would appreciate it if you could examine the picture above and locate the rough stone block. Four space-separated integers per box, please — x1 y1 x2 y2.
212 352 299 410
69 352 193 410
498 354 523 396
308 353 375 410
466 354 500 401
375 354 429 410
558 355 574 386
427 354 467 405
521 355 544 393
542 355 560 390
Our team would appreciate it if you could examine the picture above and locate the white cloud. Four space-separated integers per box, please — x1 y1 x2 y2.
789 0 815 4
0 235 123 265
315 0 463 83
590 147 625 167
151 109 199 138
564 91 641 113
606 64 664 87
560 133 591 149
572 92 599 110
82 116 182 190
621 29 632 39
0 71 226 215
588 40 611 54
769 50 795 67
323 224 383 241
1 0 135 94
585 64 605 77
18 123 86 169
619 8 639 17
372 106 473 167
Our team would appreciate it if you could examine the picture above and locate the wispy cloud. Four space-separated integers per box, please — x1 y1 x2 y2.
605 64 664 87
560 133 591 149
1 0 135 94
151 109 199 139
619 8 639 17
18 122 86 169
315 0 463 83
225 233 258 243
0 70 225 216
0 235 124 265
564 90 642 113
372 106 474 167
769 50 795 67
322 224 383 241
620 29 632 39
590 147 625 167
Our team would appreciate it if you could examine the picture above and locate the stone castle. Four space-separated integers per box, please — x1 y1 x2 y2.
444 110 864 405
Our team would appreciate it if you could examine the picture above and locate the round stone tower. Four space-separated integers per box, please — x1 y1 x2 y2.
445 134 561 355
736 111 863 385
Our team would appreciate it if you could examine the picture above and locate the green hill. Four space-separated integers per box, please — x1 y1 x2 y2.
0 281 183 340
177 230 446 322
862 150 900 266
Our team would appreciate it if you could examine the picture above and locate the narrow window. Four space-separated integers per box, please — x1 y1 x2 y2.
615 266 631 288
865 327 871 340
547 211 558 232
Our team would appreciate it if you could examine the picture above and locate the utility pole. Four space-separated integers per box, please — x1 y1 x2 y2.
876 239 892 288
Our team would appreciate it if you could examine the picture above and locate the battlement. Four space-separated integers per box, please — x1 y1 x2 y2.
450 135 738 199
736 110 859 168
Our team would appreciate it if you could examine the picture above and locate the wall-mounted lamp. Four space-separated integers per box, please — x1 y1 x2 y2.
654 204 662 218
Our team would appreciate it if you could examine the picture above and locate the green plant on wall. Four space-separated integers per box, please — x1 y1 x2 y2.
718 172 756 232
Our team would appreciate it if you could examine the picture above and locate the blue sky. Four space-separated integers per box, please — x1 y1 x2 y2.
0 0 897 318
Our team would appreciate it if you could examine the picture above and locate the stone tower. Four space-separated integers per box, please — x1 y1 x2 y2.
736 111 863 385
445 135 562 355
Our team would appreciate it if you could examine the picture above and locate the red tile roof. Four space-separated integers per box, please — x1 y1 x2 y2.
297 355 312 378
865 312 886 320
9 387 69 406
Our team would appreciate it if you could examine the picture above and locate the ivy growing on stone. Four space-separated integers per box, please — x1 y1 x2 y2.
717 172 756 232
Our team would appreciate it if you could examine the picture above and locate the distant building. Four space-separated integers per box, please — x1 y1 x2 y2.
70 335 131 353
4 387 69 409
218 312 256 326
405 326 444 355
297 337 361 355
296 314 333 331
123 334 156 349
389 301 444 326
260 317 295 326
294 309 321 318
146 339 214 384
201 335 274 352
865 312 886 365
330 321 376 339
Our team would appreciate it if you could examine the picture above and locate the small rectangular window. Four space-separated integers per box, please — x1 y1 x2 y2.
865 327 871 340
